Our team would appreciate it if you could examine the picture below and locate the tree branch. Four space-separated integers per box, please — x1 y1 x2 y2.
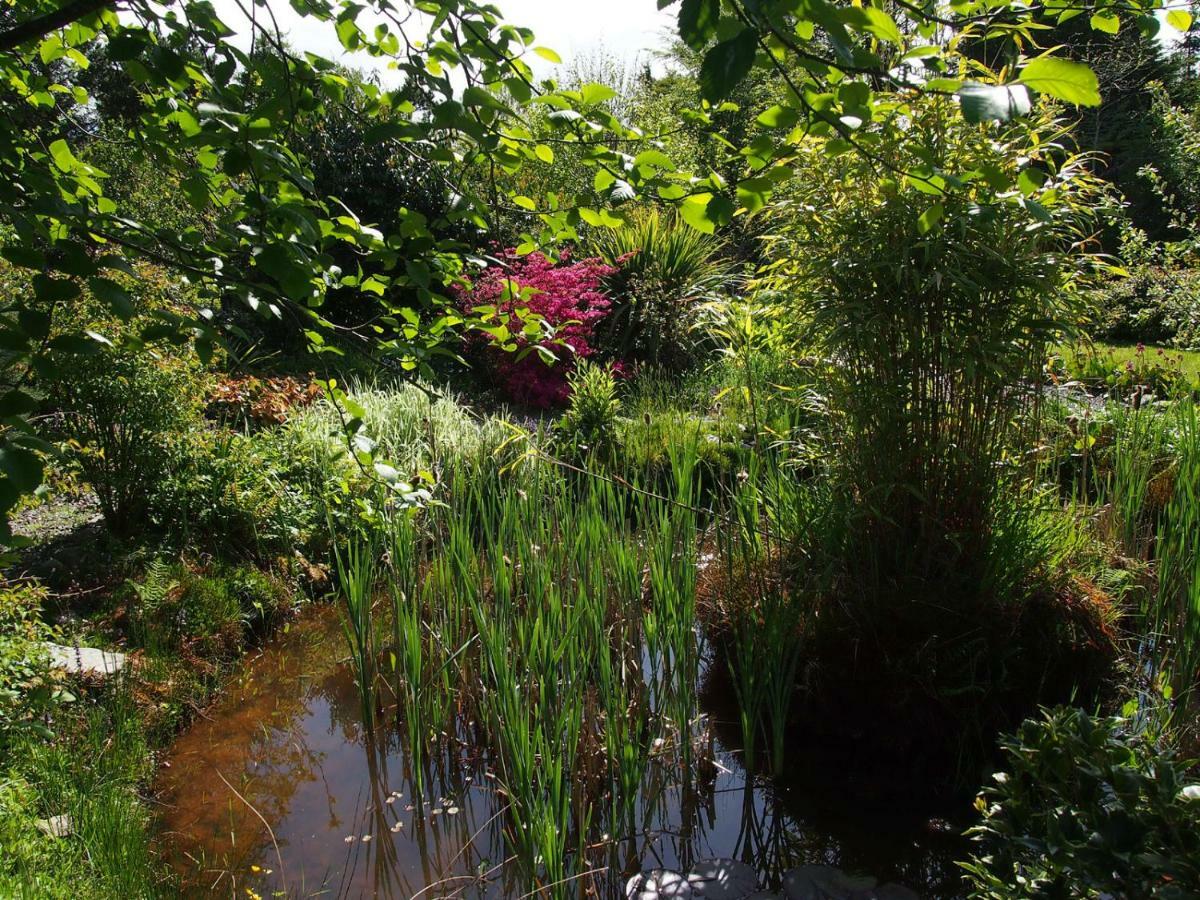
0 0 117 53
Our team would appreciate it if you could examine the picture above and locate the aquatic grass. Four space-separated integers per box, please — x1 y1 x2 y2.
720 456 806 776
1092 402 1176 559
1144 402 1200 733
332 529 380 730
320 434 742 893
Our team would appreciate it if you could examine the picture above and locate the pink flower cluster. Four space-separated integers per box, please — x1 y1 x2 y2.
455 249 617 408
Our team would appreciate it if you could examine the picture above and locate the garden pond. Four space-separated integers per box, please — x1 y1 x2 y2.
155 603 970 898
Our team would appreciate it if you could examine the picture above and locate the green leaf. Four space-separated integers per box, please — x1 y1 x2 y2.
18 309 51 341
0 390 37 419
256 243 313 301
610 180 635 202
534 144 555 164
679 193 716 234
757 104 801 129
32 275 80 303
0 446 43 494
533 47 562 63
1018 167 1047 196
1167 9 1193 31
1018 56 1101 107
48 139 77 173
917 203 943 234
88 277 135 320
1 245 44 269
1090 12 1120 33
48 334 102 355
699 28 759 102
737 176 774 214
632 149 674 169
106 33 144 61
579 83 617 106
679 0 721 50
842 6 903 45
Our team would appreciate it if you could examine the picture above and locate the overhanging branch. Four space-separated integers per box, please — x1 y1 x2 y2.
0 0 117 54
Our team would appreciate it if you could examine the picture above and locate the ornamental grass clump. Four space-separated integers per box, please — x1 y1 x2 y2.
755 100 1114 759
587 208 736 372
765 103 1106 609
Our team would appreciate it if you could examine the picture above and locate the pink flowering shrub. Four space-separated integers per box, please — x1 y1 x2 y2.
455 249 617 407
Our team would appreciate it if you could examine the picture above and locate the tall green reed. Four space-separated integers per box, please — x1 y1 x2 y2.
1146 403 1200 732
332 530 379 730
324 440 717 893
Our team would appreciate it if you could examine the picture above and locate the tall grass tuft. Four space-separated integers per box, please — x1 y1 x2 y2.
1146 403 1200 733
332 530 379 730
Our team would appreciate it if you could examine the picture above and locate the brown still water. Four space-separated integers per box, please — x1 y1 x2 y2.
155 604 969 898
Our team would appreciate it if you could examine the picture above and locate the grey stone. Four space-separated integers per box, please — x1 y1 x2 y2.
627 869 694 900
687 858 759 899
35 814 72 838
782 866 877 900
45 643 127 677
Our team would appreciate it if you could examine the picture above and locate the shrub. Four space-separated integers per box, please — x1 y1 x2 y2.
207 373 323 427
587 209 735 372
53 350 203 536
0 583 65 748
555 361 622 462
1093 265 1200 351
126 559 290 660
284 380 519 514
151 427 324 559
962 707 1200 898
454 249 616 408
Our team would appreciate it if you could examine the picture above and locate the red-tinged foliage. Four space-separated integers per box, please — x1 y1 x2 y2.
208 374 323 426
454 249 618 408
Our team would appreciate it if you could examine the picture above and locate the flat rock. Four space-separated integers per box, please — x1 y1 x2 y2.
627 869 694 900
782 866 877 900
688 858 759 899
45 643 127 677
35 814 72 838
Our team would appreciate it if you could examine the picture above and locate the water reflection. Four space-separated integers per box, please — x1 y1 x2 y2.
155 604 968 898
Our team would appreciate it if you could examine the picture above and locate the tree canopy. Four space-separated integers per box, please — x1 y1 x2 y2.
0 0 1192 539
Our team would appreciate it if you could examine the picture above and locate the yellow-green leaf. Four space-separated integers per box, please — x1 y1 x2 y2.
1167 9 1193 31
1018 56 1101 107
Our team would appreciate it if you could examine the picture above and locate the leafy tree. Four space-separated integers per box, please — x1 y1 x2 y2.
0 0 664 540
0 0 1188 543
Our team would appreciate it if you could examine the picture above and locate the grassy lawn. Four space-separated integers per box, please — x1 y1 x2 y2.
1055 341 1200 389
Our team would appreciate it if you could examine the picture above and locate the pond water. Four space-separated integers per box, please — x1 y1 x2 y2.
155 603 971 898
